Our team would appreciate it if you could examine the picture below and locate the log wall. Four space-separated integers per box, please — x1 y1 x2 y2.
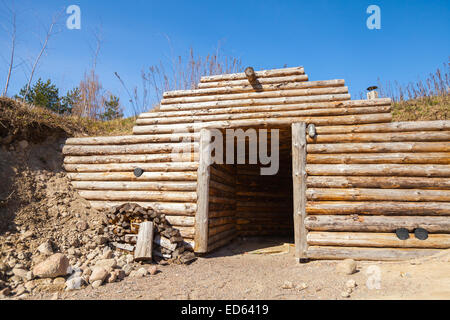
304 120 450 260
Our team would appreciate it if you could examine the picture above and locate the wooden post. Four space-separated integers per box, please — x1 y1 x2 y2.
292 122 308 262
245 67 257 84
194 129 212 253
134 221 154 261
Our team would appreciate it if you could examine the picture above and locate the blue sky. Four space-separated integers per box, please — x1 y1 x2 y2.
0 0 449 116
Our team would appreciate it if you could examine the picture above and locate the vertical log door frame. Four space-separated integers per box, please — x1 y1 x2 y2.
194 129 212 253
292 122 308 263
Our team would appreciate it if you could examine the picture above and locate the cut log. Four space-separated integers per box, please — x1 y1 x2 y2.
65 133 199 145
307 152 450 165
307 131 450 144
306 164 450 177
306 246 440 261
245 67 257 84
112 242 135 252
304 215 450 233
134 221 154 261
200 66 305 82
307 142 450 154
197 75 309 89
78 190 197 202
154 234 177 251
68 172 197 181
306 188 450 202
307 232 450 249
306 201 450 216
64 153 197 164
71 181 197 191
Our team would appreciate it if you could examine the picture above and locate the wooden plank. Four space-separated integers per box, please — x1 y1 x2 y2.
306 246 440 261
305 215 450 233
292 122 308 260
134 221 154 261
307 232 450 249
194 129 212 253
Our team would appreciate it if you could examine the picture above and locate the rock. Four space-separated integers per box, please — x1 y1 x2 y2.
24 281 36 292
91 280 103 288
82 268 92 277
281 281 295 289
116 270 126 281
95 258 117 270
89 267 109 284
76 221 88 232
341 291 351 298
0 262 7 272
15 284 27 296
0 287 11 297
345 279 357 289
122 264 133 276
336 259 357 275
296 282 308 291
125 255 134 264
51 292 60 300
25 271 33 281
53 277 66 285
147 265 158 275
18 140 29 149
95 236 108 245
37 241 54 255
12 268 28 279
107 272 117 283
20 230 34 240
33 253 70 278
65 276 84 291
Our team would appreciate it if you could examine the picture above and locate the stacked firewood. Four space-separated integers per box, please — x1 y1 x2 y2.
103 203 196 264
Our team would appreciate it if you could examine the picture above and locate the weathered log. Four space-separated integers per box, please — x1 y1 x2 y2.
207 232 236 252
65 133 199 145
306 201 450 216
306 246 440 261
159 93 351 111
63 142 196 156
64 162 198 173
306 188 450 202
306 164 450 177
209 210 236 218
307 153 450 164
307 232 450 249
209 223 235 236
244 67 257 84
64 153 197 164
292 122 308 259
194 129 211 253
71 181 196 191
133 114 392 134
153 234 178 251
141 98 388 119
68 172 197 181
307 142 450 154
136 105 389 125
306 176 450 189
307 131 450 144
316 120 450 134
200 66 305 82
134 221 154 261
209 217 236 227
305 215 450 233
208 228 236 245
162 79 346 98
197 75 309 89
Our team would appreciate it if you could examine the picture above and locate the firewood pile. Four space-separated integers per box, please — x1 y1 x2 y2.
103 203 196 264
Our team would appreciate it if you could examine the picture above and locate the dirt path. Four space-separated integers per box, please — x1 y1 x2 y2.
30 238 449 300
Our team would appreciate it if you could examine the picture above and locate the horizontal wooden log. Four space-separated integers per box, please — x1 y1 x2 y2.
306 201 450 216
65 133 199 145
208 228 236 245
209 210 236 218
307 131 450 144
64 162 198 173
307 188 450 202
64 153 197 164
133 114 392 134
163 79 346 98
176 226 195 239
154 234 177 251
307 142 450 154
209 217 236 228
316 120 450 134
200 66 305 82
307 232 450 249
305 215 450 233
136 106 390 126
140 98 390 119
209 223 235 236
307 153 450 165
159 93 350 111
197 75 309 89
306 246 440 261
63 143 197 156
71 181 197 191
307 176 450 189
306 164 450 177
68 172 197 181
209 180 235 194
161 86 347 106
89 201 197 215
78 190 197 202
207 232 236 252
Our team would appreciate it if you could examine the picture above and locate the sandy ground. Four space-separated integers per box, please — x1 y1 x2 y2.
29 237 450 300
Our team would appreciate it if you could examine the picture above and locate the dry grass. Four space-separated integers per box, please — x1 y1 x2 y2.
391 93 449 121
0 97 134 141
